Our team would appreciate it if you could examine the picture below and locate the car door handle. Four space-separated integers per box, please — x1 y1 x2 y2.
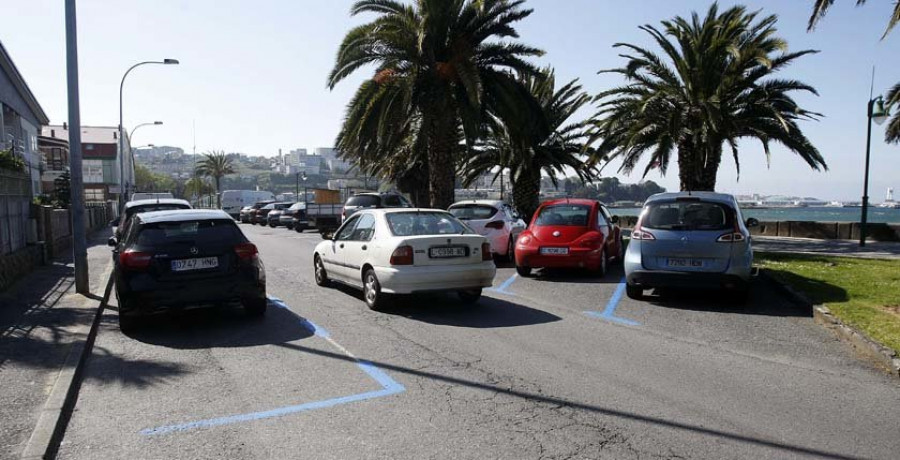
339 243 344 248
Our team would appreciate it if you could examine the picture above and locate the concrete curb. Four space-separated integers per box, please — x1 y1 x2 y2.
760 270 900 379
19 266 113 460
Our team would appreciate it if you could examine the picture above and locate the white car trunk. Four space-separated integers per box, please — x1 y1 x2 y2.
398 235 487 266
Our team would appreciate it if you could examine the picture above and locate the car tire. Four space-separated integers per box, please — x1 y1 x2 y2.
597 248 608 277
243 297 268 317
506 237 516 263
314 255 329 287
458 288 483 304
614 237 625 264
363 268 387 311
625 283 643 300
516 265 532 277
286 224 294 230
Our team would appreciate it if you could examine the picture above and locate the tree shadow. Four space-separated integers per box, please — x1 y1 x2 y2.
762 268 849 305
385 294 562 328
123 302 314 349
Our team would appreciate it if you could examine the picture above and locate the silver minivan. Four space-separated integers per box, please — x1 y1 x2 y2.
624 192 758 301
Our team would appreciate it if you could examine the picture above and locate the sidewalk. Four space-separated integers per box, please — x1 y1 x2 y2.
753 236 900 260
0 230 113 459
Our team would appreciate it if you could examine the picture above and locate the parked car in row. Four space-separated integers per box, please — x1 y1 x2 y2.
281 202 307 231
252 202 291 225
342 192 413 221
514 198 623 277
449 200 526 261
240 200 274 223
266 202 295 227
112 198 192 238
313 209 496 310
109 209 267 330
624 192 757 301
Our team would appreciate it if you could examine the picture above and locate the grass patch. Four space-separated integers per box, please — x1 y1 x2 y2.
757 252 900 354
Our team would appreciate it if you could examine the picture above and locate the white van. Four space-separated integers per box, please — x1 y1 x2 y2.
221 190 275 217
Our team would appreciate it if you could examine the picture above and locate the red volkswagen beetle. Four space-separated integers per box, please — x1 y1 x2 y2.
514 199 623 277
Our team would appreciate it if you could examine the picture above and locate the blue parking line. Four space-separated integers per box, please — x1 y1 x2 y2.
584 278 640 326
140 297 405 436
486 274 518 295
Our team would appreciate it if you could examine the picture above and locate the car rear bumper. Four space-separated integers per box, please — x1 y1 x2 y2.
626 269 748 290
516 247 603 270
118 274 265 316
374 262 496 294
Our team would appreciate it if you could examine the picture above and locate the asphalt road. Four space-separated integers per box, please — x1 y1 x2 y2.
56 223 900 459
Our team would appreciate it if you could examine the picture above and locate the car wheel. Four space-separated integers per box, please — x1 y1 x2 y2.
615 237 625 264
363 268 386 311
243 297 267 316
506 237 516 263
598 248 608 276
458 288 483 304
314 255 329 287
286 224 294 230
625 283 643 300
516 265 532 277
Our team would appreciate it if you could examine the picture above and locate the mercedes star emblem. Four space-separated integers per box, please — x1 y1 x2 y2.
190 247 199 255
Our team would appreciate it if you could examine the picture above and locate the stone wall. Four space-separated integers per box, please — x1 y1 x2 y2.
0 243 44 291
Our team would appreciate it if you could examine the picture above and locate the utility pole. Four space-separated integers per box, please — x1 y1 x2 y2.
65 0 89 293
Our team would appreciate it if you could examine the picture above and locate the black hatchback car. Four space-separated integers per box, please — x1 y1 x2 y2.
109 209 267 330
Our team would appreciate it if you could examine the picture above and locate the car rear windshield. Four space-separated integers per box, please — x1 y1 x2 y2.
449 204 498 220
386 212 473 236
136 219 243 247
126 204 190 219
346 195 380 207
274 203 291 210
534 205 591 227
642 201 734 231
288 203 305 210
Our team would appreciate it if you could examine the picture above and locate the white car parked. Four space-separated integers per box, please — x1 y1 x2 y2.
313 209 497 310
448 200 526 260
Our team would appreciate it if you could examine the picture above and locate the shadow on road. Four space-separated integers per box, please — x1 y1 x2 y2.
123 302 314 349
529 265 625 284
387 294 562 328
642 279 817 317
273 341 861 460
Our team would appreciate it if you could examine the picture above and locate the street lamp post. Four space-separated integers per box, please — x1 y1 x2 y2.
860 96 889 247
118 59 178 209
296 171 307 201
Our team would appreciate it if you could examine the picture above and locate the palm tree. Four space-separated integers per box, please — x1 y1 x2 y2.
588 3 826 192
194 150 235 208
808 0 900 38
328 0 543 209
463 68 595 222
887 83 900 144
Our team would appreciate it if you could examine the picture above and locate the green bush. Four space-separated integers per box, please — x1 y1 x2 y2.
0 148 26 172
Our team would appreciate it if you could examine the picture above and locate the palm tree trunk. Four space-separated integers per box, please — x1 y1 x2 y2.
424 89 457 209
512 168 541 224
677 142 719 192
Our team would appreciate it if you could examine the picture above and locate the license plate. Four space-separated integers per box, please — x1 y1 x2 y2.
171 257 219 272
540 247 569 255
429 246 467 258
667 258 704 268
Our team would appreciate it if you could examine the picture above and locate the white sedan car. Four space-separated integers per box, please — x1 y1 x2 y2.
313 209 497 310
448 200 526 261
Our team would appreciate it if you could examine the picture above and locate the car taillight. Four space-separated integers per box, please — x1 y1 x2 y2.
485 220 504 230
717 232 746 243
482 242 493 260
235 243 258 261
120 250 152 270
576 237 603 249
631 216 656 241
390 245 414 265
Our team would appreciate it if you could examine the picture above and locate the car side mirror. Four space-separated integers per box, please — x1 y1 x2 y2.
610 215 620 224
107 237 118 247
746 217 760 228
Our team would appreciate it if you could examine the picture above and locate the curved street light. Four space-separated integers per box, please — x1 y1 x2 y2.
129 120 163 141
860 95 890 247
118 59 178 206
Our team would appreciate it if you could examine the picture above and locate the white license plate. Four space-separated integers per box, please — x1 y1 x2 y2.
667 258 704 268
540 247 569 255
171 257 219 272
429 247 467 258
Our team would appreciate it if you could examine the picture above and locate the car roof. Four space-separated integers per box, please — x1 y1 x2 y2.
645 192 737 205
135 209 233 224
125 198 191 209
540 198 599 207
357 208 450 216
449 199 505 208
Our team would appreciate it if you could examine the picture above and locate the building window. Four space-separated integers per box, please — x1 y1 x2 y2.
84 188 105 202
83 160 104 183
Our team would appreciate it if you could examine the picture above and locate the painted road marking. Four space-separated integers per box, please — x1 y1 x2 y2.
140 297 405 436
486 274 518 295
584 278 641 326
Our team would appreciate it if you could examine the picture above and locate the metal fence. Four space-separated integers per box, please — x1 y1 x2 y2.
0 171 31 255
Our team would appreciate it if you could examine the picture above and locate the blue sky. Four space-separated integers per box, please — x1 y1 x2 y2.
1 0 898 201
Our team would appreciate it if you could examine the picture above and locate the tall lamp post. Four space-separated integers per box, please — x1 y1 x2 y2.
860 96 889 247
296 171 307 201
118 59 178 209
